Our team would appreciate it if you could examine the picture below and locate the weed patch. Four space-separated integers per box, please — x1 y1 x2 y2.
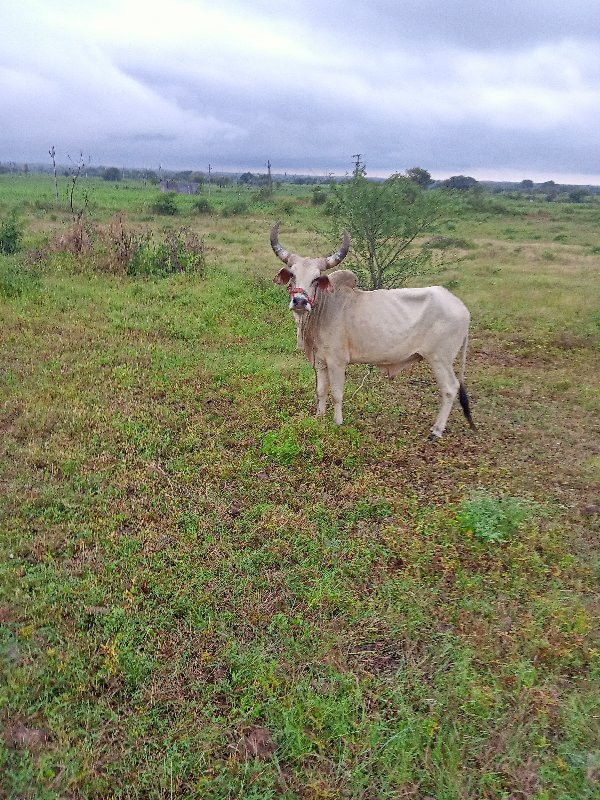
0 210 23 254
0 255 40 298
456 491 537 543
150 192 179 215
222 199 249 217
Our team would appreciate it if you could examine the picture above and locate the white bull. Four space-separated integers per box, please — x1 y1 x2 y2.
271 222 475 439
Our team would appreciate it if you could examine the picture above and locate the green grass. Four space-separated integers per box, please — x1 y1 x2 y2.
1 175 599 799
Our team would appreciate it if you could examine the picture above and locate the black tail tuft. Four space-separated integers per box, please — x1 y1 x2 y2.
459 384 476 431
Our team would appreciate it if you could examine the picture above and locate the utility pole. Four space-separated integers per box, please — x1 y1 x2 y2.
208 163 212 195
352 153 364 177
49 146 59 205
266 159 273 195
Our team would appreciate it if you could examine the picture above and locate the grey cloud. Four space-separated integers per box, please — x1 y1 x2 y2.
2 1 600 181
110 133 178 143
260 0 600 50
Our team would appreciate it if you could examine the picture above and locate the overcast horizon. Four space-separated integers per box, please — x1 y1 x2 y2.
3 1 600 185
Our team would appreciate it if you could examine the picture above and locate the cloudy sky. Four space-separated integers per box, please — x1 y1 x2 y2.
3 0 600 182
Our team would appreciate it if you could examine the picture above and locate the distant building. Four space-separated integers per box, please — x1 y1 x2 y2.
160 180 198 195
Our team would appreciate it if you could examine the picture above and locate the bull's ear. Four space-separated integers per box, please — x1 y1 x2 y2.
317 275 333 293
274 268 293 285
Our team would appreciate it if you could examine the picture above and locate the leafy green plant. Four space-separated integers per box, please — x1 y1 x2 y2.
311 186 327 205
261 428 302 464
276 199 295 215
253 185 274 202
102 214 148 273
0 255 40 298
128 227 206 277
261 419 328 465
221 199 248 217
193 197 213 214
327 169 454 288
425 235 474 250
457 492 533 543
0 211 23 254
150 192 178 215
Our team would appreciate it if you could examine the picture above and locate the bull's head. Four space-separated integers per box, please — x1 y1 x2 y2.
271 222 350 314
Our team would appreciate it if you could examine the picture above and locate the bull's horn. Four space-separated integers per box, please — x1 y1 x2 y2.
324 230 350 269
270 221 290 264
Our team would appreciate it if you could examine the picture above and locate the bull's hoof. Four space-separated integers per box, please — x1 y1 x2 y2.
427 432 441 442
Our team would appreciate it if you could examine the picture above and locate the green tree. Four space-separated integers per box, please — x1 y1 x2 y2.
328 170 452 289
103 167 122 181
443 175 479 191
568 189 587 203
406 166 433 188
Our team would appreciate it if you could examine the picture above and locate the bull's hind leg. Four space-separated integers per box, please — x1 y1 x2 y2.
315 359 329 416
428 358 460 440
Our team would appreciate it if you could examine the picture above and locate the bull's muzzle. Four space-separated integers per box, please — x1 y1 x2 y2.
291 294 309 311
289 287 313 313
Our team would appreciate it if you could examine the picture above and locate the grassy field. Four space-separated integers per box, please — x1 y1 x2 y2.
1 174 599 799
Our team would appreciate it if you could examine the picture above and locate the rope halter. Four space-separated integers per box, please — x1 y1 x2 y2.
288 285 317 306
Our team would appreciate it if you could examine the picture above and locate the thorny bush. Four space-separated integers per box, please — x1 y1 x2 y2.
36 215 207 277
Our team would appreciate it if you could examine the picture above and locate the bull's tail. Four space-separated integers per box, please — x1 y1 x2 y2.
458 329 476 431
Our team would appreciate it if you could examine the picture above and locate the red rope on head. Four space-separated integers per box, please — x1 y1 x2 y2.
288 286 317 306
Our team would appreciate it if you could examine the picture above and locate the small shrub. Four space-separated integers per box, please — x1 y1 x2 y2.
0 255 40 298
443 277 460 290
252 185 274 202
426 236 474 250
261 419 326 465
39 216 206 277
102 215 149 274
261 429 302 464
193 197 213 214
486 201 511 214
276 199 296 215
222 200 248 217
150 192 178 215
0 212 24 254
128 226 206 277
312 187 327 205
457 492 532 543
47 215 95 259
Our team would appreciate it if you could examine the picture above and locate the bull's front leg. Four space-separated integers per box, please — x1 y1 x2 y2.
315 359 329 417
326 362 346 425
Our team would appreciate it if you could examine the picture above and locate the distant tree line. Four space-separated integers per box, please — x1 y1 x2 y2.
1 161 599 201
